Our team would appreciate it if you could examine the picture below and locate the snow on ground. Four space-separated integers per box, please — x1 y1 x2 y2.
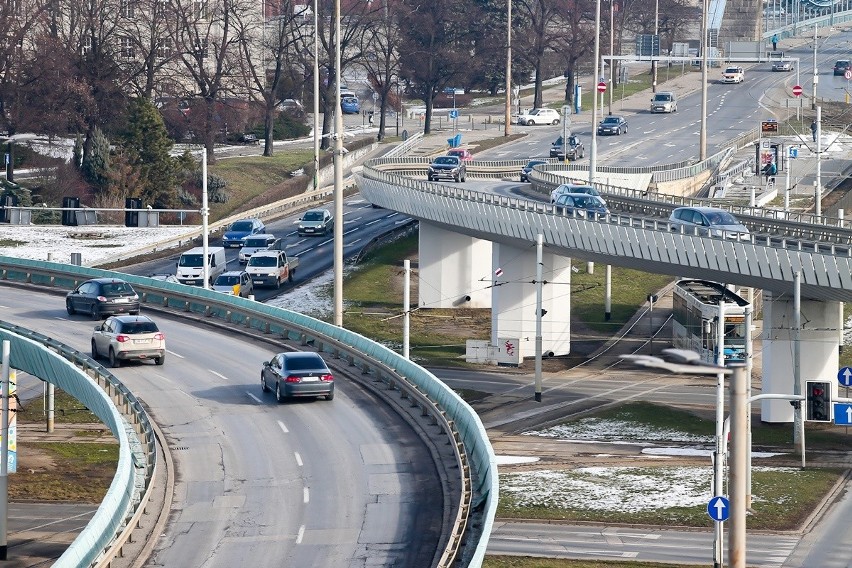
497 415 790 514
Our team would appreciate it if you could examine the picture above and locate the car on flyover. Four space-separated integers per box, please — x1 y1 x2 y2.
550 183 604 204
66 278 140 320
447 148 473 162
520 159 548 182
597 115 628 136
427 155 467 182
91 314 166 367
668 206 750 239
771 60 794 72
261 351 335 402
553 193 610 220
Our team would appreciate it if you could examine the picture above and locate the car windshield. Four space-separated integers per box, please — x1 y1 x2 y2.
602 117 620 124
575 196 603 208
526 161 545 168
121 321 158 334
836 61 849 67
303 211 324 221
654 94 672 101
178 254 203 267
215 275 241 286
343 97 357 104
248 256 277 267
243 238 268 247
707 211 740 225
102 282 133 295
230 221 253 231
433 157 459 165
725 67 739 73
568 136 580 145
286 354 326 371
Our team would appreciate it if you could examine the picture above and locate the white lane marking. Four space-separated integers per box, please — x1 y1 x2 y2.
303 487 310 503
278 420 289 433
365 219 382 226
296 525 305 544
294 452 303 466
168 350 184 359
348 238 362 246
394 219 409 225
246 392 262 403
210 370 229 381
343 227 359 236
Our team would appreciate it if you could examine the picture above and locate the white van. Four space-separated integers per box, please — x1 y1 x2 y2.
175 246 227 286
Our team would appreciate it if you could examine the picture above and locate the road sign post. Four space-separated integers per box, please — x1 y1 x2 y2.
596 81 607 93
792 84 803 97
706 495 730 522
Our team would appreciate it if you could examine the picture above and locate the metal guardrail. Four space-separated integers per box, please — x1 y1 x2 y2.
0 258 494 568
0 321 156 568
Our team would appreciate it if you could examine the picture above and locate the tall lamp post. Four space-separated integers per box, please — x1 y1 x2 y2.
333 0 344 327
699 0 709 160
589 0 602 185
652 0 659 93
505 0 512 136
312 0 320 192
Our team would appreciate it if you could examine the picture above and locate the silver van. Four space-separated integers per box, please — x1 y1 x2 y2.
650 91 677 113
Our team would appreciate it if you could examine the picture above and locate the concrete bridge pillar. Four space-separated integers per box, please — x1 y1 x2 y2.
490 241 572 359
418 222 492 308
761 292 842 423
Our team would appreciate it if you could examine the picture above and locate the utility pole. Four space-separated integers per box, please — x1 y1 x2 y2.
812 24 818 110
505 0 512 136
700 0 709 160
333 0 344 327
713 300 726 568
729 364 748 568
815 105 822 217
0 340 10 560
534 234 544 403
652 0 659 93
589 0 601 185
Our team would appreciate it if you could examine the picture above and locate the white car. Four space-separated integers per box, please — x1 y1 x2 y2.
238 233 277 264
720 66 745 84
91 315 166 367
518 108 561 126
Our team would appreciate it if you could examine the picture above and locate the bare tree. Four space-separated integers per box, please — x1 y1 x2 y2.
554 0 596 106
170 0 244 161
120 0 183 99
360 0 402 140
233 0 309 155
513 0 569 108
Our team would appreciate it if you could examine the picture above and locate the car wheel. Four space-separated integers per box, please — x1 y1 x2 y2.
552 119 559 125
326 391 335 401
580 149 585 158
91 340 99 360
90 305 99 320
288 270 294 283
461 174 466 182
527 119 535 126
623 127 628 134
66 300 75 316
617 128 621 136
427 175 433 181
275 381 285 403
275 276 281 289
155 353 165 366
261 374 270 393
109 348 121 368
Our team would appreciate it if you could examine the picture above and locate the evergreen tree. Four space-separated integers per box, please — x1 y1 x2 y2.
72 135 84 169
81 127 110 192
121 97 180 208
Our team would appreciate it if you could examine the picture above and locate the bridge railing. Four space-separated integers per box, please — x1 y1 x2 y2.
0 258 495 568
0 321 156 568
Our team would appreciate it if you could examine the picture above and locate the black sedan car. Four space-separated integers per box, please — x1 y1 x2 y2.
597 115 628 135
261 351 335 402
427 155 467 182
520 159 548 182
66 278 140 320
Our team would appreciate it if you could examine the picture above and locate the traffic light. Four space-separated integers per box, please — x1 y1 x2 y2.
806 381 832 422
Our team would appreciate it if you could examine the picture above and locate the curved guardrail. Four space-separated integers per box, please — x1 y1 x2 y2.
0 321 156 568
0 257 496 568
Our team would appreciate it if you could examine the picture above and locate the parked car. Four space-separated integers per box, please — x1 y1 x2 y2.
261 351 335 402
520 159 548 182
650 91 677 113
834 60 852 75
66 278 140 320
597 115 628 135
553 193 610 219
91 315 165 367
771 60 794 72
550 183 604 204
550 135 585 160
668 206 750 239
212 271 254 298
427 155 467 182
518 108 561 126
222 218 266 248
341 96 360 114
240 133 259 145
239 234 278 264
720 66 745 83
447 148 474 162
298 208 333 236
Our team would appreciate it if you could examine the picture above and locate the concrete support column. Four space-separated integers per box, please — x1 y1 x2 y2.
490 241 571 358
761 291 841 422
418 222 492 308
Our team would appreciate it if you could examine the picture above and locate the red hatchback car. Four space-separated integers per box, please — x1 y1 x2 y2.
447 148 473 162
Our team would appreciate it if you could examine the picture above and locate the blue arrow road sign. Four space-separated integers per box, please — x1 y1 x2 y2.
838 367 852 387
834 403 852 426
707 496 730 522
449 109 459 119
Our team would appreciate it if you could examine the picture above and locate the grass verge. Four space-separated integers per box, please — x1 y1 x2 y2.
12 442 118 502
485 559 712 568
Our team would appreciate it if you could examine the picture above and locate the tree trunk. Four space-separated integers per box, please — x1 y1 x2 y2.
533 62 544 108
263 102 275 157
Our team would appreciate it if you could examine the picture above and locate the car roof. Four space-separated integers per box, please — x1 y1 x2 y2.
675 206 729 213
87 277 131 284
304 208 330 213
109 314 154 323
219 270 247 277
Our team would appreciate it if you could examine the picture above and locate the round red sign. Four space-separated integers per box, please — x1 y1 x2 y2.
792 84 803 97
596 81 607 93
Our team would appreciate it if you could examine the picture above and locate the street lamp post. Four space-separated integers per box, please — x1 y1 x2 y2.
505 0 512 136
333 0 344 327
589 0 601 185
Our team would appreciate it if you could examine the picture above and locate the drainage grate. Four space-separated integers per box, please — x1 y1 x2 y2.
172 446 189 451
